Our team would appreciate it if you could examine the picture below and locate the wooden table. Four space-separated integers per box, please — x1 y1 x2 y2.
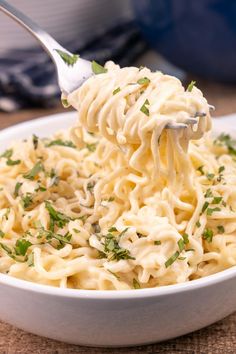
1 79 236 353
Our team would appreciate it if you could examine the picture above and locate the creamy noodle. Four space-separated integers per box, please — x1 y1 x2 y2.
0 62 236 290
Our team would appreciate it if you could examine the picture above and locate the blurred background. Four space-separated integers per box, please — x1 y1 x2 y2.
1 0 236 128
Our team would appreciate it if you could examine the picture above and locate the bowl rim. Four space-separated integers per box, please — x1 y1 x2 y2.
1 265 236 299
1 112 236 300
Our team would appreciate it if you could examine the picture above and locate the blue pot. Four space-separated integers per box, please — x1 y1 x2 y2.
132 0 236 82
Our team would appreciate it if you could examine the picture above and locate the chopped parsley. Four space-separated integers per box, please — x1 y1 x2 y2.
46 139 76 148
133 278 141 289
202 201 209 213
32 135 39 149
205 189 213 198
140 99 150 116
45 201 70 231
1 149 21 165
182 233 189 244
91 61 107 74
23 161 44 180
165 235 188 268
214 133 236 155
108 227 118 233
15 239 32 256
202 228 213 242
61 98 70 108
178 239 185 252
206 173 215 181
212 196 222 204
102 228 134 261
196 221 201 228
55 49 79 66
217 225 225 234
14 182 23 197
21 193 34 209
0 149 13 159
87 181 95 192
207 207 221 216
218 166 225 174
187 81 196 92
86 143 97 152
113 87 121 95
197 165 204 175
165 251 180 268
6 158 21 166
137 77 150 85
154 240 161 245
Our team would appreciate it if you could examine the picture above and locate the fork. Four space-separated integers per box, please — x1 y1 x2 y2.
0 0 198 130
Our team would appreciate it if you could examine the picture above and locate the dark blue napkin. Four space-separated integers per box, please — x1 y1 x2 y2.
0 21 147 112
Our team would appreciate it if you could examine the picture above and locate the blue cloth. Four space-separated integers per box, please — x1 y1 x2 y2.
0 21 147 112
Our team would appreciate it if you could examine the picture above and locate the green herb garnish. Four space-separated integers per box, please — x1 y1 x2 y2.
207 207 221 216
113 87 121 95
202 228 213 242
206 173 215 181
14 182 23 197
140 99 150 116
197 165 204 175
187 81 196 92
217 225 225 234
0 231 4 238
165 251 180 268
205 189 213 198
15 239 32 256
21 193 34 209
154 240 161 245
137 77 150 85
47 139 76 148
182 233 189 244
23 161 44 180
212 196 222 204
133 278 141 289
61 98 70 108
91 61 107 75
214 133 236 155
202 201 209 213
45 201 70 231
86 143 97 152
55 49 79 66
196 221 201 228
87 181 95 192
32 135 39 150
218 166 225 174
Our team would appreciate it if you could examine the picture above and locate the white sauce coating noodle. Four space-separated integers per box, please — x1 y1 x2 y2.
0 62 235 290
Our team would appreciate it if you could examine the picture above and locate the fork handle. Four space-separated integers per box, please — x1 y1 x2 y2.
0 0 70 61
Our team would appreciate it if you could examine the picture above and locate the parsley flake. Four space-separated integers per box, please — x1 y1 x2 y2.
91 61 107 74
133 278 141 289
137 77 150 85
217 225 225 234
23 161 44 180
202 228 213 242
47 139 76 148
140 99 150 116
55 49 79 66
113 87 121 95
187 81 196 92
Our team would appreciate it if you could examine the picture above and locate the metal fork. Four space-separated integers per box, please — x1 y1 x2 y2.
0 0 198 130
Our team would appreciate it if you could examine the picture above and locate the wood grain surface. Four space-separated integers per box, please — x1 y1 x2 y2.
1 79 236 353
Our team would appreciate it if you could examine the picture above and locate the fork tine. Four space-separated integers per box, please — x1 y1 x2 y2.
166 123 188 129
184 118 198 124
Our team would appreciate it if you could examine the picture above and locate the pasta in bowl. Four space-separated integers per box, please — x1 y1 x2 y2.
1 63 236 345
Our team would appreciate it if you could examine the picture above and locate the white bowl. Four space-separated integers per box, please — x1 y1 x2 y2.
0 112 236 347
